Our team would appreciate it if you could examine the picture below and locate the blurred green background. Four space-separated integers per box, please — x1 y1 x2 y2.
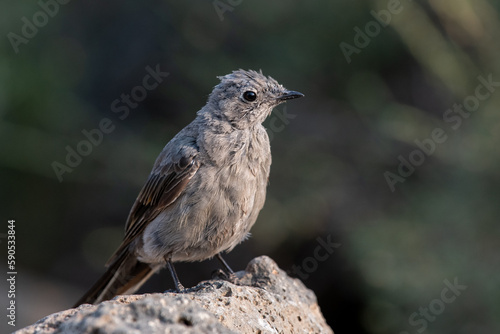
1 0 500 333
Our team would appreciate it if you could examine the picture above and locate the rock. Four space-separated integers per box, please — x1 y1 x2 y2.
15 256 333 334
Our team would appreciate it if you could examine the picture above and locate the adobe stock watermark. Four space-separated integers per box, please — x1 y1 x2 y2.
339 0 412 64
384 74 500 192
400 277 467 334
6 219 17 327
266 104 297 142
290 234 340 280
7 0 71 54
51 64 169 182
213 0 243 21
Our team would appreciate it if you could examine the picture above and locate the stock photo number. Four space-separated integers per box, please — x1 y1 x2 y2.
6 219 17 327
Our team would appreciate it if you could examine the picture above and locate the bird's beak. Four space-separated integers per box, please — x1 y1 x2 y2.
278 90 304 101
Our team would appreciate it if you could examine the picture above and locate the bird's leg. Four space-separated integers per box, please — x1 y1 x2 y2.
165 255 184 292
216 253 237 282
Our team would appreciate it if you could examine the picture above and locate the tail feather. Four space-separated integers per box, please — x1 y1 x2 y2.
73 251 159 307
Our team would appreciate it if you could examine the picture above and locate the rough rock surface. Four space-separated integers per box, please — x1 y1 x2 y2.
16 256 333 334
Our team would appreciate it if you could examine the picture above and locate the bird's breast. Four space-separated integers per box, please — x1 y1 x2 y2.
139 127 271 263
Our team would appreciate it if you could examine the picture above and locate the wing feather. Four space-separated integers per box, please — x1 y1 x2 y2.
106 147 200 266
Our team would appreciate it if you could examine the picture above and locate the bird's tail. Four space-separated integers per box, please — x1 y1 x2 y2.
73 251 159 307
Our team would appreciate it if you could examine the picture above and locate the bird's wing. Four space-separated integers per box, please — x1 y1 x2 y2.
106 142 200 266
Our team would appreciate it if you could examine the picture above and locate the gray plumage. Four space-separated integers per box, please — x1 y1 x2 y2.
74 69 303 306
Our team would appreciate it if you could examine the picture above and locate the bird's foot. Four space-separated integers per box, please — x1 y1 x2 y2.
212 268 238 284
175 282 185 293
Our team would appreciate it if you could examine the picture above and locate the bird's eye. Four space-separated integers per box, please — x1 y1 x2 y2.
243 91 257 102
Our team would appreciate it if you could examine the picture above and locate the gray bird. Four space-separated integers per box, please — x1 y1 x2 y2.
74 69 303 306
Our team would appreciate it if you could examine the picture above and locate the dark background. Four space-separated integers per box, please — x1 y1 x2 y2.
2 0 500 333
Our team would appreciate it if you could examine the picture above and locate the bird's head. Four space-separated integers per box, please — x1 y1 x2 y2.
205 69 304 129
